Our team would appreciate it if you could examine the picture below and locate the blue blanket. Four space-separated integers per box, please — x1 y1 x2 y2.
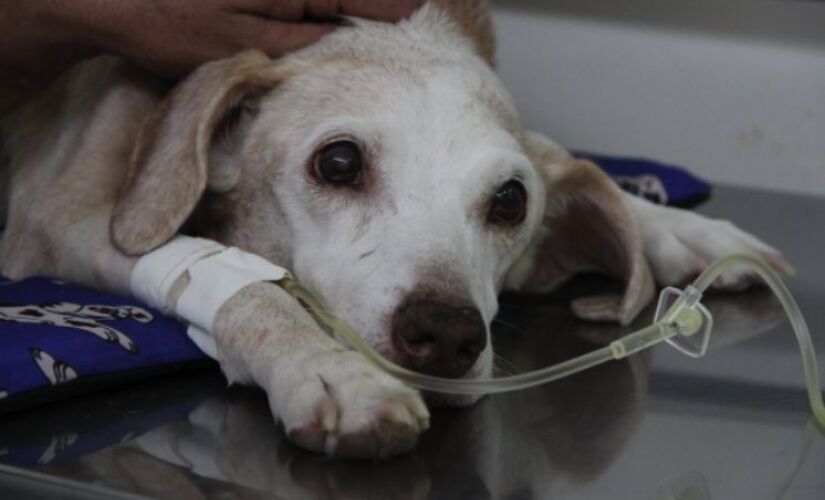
0 154 710 414
576 152 711 207
0 277 210 414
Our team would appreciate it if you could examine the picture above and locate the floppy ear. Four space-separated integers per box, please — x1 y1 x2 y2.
111 50 279 255
506 132 655 325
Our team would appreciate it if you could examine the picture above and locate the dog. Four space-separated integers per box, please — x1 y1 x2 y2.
0 1 788 458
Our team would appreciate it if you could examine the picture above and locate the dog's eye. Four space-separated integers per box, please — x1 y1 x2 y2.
314 140 363 185
489 180 527 226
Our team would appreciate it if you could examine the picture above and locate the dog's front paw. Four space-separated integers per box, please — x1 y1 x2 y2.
273 351 429 459
640 207 793 290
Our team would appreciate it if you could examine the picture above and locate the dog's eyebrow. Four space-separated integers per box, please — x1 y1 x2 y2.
477 149 532 176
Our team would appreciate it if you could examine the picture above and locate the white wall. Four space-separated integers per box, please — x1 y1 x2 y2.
492 0 825 197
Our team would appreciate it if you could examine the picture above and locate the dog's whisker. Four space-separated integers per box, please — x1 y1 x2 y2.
491 366 512 377
491 317 527 336
491 364 511 377
492 353 520 376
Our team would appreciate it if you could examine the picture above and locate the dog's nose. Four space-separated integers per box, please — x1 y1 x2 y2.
392 300 487 378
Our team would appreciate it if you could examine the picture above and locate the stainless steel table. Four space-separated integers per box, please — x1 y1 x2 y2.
1 186 823 499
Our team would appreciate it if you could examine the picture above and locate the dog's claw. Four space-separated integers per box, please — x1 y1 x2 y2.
319 397 338 433
406 396 430 429
378 402 412 427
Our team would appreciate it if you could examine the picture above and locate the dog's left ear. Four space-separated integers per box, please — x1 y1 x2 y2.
506 132 655 325
111 50 280 256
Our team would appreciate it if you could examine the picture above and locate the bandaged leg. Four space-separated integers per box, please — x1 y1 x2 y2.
130 236 289 359
129 235 428 458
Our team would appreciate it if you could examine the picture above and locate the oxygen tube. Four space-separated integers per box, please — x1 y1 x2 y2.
279 254 825 428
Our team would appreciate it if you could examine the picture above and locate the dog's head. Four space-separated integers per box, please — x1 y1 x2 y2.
111 5 653 399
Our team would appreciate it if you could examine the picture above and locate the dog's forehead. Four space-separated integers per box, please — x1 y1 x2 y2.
268 58 526 187
271 8 522 139
277 58 518 133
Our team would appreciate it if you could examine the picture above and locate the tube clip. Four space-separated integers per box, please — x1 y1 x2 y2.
654 287 713 358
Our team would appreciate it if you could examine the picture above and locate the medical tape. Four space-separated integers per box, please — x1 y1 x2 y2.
176 247 290 332
131 236 224 314
131 236 290 360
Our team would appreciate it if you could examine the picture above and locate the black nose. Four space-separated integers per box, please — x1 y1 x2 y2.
392 299 487 378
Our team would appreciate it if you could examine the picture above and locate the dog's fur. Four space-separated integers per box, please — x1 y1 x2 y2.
0 1 787 458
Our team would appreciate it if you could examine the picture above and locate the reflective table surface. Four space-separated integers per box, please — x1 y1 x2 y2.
1 186 823 499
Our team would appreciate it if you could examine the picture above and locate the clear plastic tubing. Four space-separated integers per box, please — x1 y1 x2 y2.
282 254 825 427
692 254 825 426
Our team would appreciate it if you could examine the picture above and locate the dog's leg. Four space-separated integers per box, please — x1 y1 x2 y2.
208 280 429 458
123 238 430 458
119 239 428 458
625 194 791 289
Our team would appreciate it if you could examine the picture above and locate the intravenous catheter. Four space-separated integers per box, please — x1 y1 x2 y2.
280 254 825 428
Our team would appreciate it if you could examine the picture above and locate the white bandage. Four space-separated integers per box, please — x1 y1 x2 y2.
176 247 290 331
131 237 224 314
130 236 290 359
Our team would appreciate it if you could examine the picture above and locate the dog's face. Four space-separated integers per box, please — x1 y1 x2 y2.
112 8 652 395
210 19 546 385
253 58 544 382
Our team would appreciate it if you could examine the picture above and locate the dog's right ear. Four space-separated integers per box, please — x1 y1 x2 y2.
111 50 280 256
506 132 656 325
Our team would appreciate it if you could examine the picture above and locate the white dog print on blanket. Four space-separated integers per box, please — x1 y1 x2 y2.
0 302 152 353
29 348 79 385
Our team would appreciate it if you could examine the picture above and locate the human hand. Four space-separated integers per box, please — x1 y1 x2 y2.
92 0 423 76
0 0 423 115
59 0 424 76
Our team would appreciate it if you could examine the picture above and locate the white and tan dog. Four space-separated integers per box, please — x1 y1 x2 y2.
0 0 787 458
